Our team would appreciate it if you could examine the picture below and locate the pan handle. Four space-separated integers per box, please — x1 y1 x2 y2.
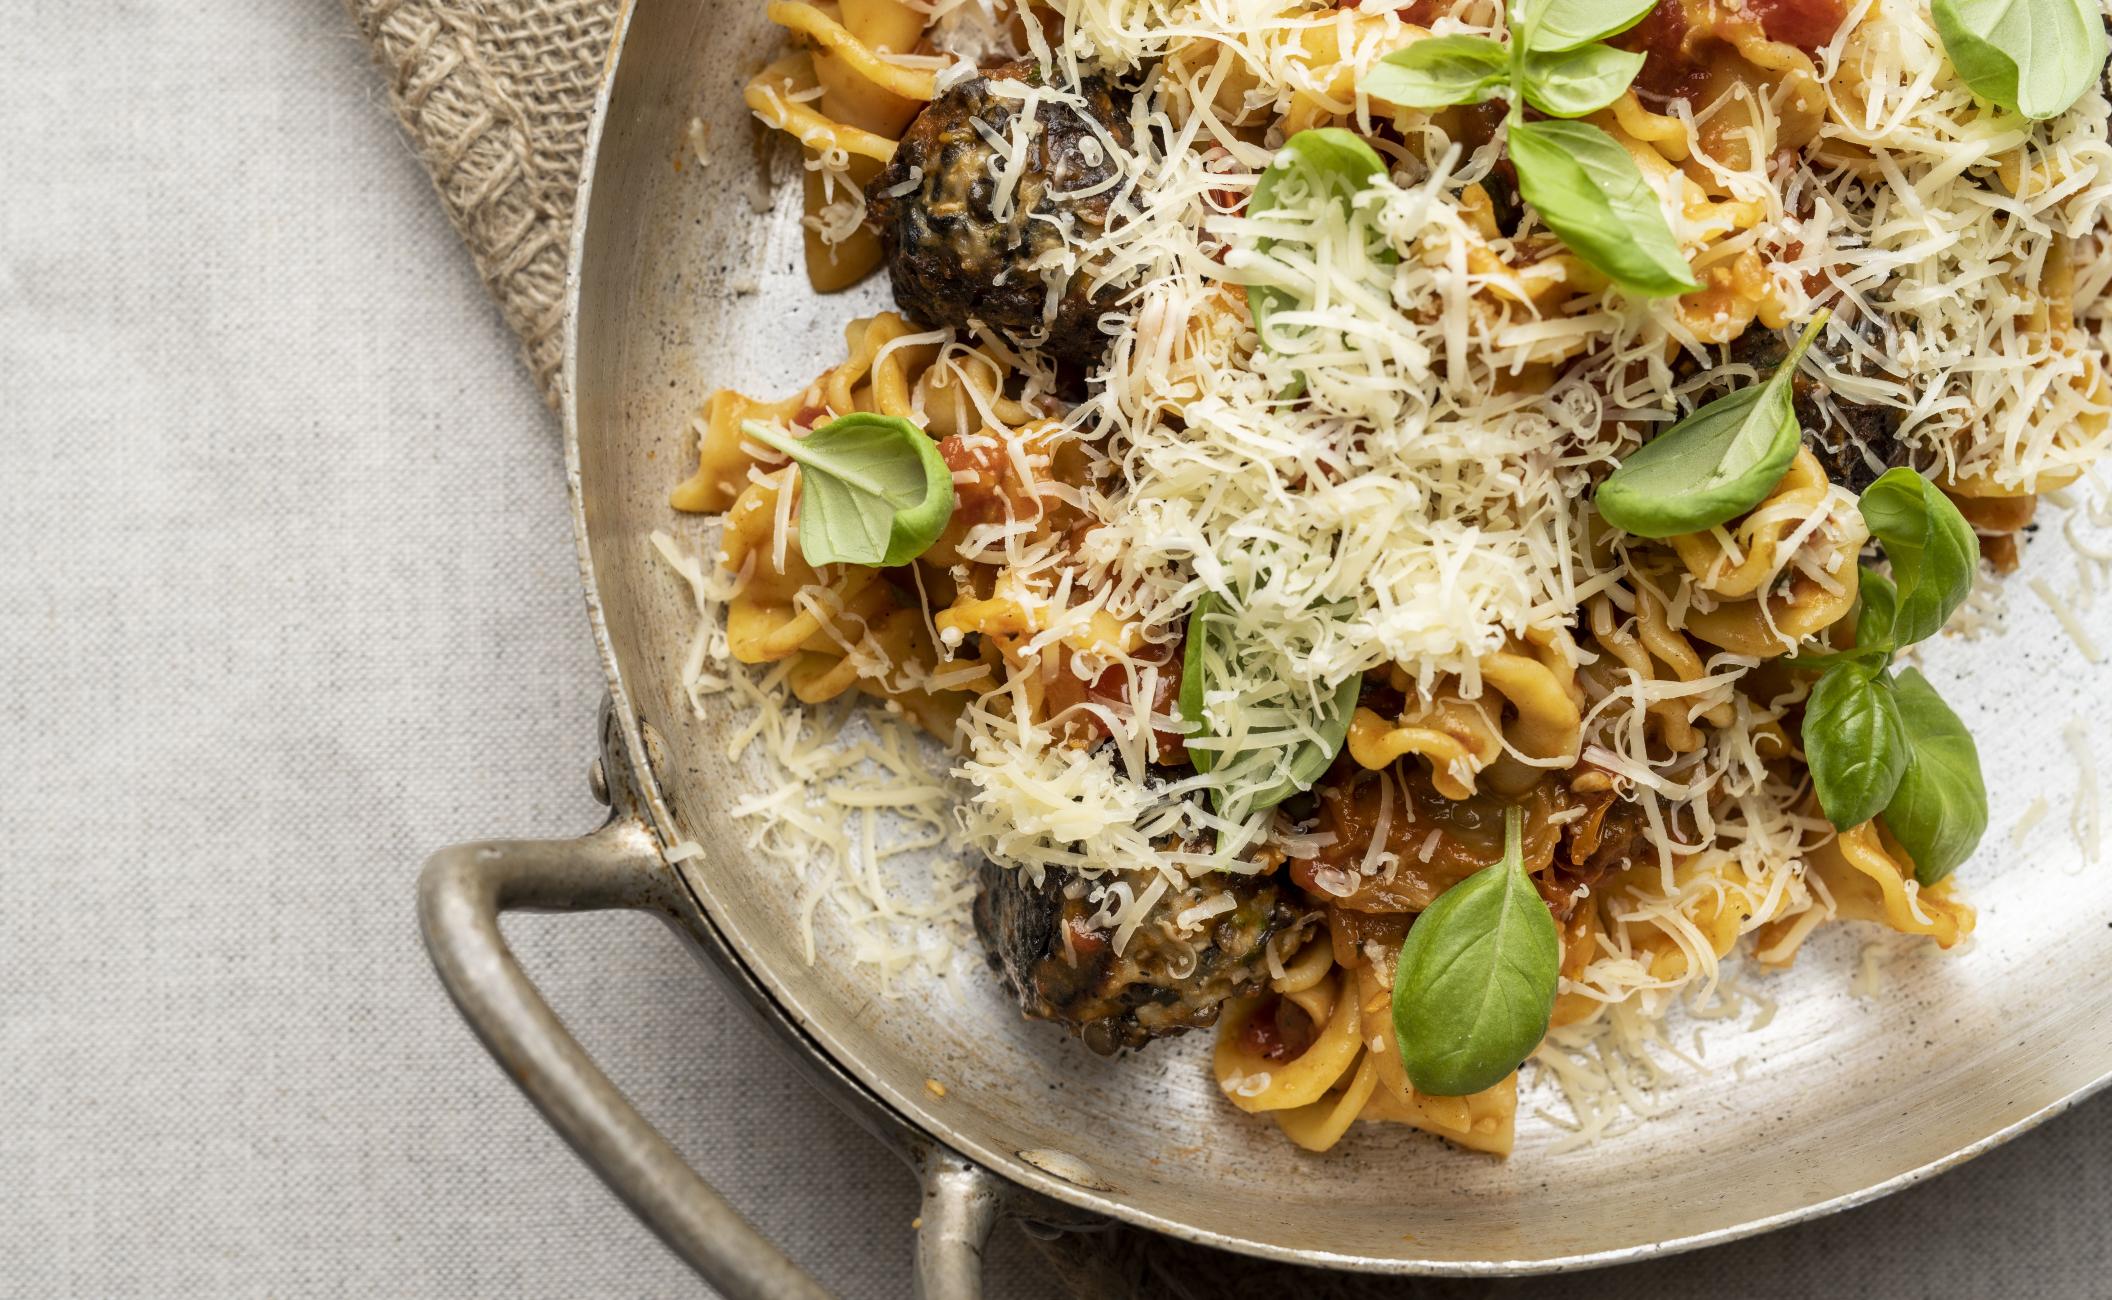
417 816 1003 1299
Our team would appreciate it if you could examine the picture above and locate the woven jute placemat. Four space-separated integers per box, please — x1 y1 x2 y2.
345 0 611 406
341 2 1494 1292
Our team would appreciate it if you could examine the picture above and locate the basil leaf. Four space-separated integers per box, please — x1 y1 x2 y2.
1392 807 1560 1097
1785 645 1892 675
1854 564 1900 654
1932 0 2108 120
1507 119 1698 298
1520 41 1646 117
1179 596 1219 776
1594 313 1828 538
742 414 954 567
1525 0 1658 51
1364 36 1512 109
1858 468 1980 648
1245 128 1396 390
1883 667 1989 885
1180 594 1359 814
1803 663 1910 829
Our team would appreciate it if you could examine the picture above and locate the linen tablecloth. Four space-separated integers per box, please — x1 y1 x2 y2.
5 2 2112 1295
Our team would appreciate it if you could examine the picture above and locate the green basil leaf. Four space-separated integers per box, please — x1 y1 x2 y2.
1179 596 1219 776
1392 806 1560 1097
1507 119 1698 298
1364 36 1512 109
1520 41 1646 117
1803 663 1910 830
1858 468 1980 647
1245 128 1397 393
742 414 954 567
1525 0 1658 51
1931 0 2108 120
1784 645 1893 675
1854 564 1900 654
1883 668 1988 885
1180 593 1359 814
1594 313 1827 537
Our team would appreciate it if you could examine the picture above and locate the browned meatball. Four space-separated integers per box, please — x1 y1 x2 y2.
865 60 1131 369
972 859 1305 1054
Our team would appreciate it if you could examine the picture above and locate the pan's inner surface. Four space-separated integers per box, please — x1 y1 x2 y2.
570 0 2112 1269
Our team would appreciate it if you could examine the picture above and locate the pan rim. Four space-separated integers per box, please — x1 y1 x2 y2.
556 0 2112 1273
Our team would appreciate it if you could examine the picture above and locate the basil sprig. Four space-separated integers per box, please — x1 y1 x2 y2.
1857 465 1980 646
1362 0 1697 297
1244 128 1397 387
1803 660 1910 828
1505 121 1698 297
742 414 954 568
1363 35 1510 108
1932 0 2108 120
1594 312 1830 538
1524 0 1656 53
1179 594 1360 816
1797 469 1988 884
1884 667 1991 884
1518 44 1648 117
1391 807 1560 1097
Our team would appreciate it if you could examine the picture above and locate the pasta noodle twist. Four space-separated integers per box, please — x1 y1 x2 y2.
745 0 936 289
1578 584 1735 756
1347 630 1584 799
1755 821 1975 962
1668 449 1868 656
674 313 1079 734
1214 930 1517 1154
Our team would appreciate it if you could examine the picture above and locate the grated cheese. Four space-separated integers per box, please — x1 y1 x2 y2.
2065 719 2102 867
2010 795 2050 851
651 529 974 987
2030 577 2107 662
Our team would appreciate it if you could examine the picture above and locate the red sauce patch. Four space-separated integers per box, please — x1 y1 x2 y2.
1239 1000 1287 1059
1043 651 1187 763
1622 0 1848 104
1620 1 1708 101
938 434 1014 531
1742 0 1847 51
1239 998 1317 1061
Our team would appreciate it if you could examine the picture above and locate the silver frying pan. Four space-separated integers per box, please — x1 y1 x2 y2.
417 0 2112 1294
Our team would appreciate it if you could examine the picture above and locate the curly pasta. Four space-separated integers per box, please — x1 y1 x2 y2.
745 0 935 289
1214 932 1518 1154
1668 450 1869 657
1347 632 1584 799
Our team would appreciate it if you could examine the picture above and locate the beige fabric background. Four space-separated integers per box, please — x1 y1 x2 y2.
3 1 2111 1296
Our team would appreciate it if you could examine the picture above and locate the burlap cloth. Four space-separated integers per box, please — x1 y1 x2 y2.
332 4 1544 1293
344 0 608 406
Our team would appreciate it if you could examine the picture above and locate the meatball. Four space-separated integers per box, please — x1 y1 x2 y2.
865 60 1132 369
1713 317 1908 493
972 859 1304 1054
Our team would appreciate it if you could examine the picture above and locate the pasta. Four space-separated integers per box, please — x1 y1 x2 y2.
655 0 2112 1158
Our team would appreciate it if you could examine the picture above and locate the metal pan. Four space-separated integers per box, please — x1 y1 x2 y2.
417 0 2112 1293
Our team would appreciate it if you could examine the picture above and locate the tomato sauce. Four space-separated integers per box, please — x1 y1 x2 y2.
937 434 1017 532
1620 1 1709 101
1041 649 1189 763
1742 0 1849 51
1621 0 1848 105
1238 996 1317 1061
